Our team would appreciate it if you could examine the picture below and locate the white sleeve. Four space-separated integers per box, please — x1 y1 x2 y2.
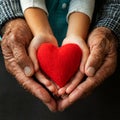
20 0 48 15
67 0 95 21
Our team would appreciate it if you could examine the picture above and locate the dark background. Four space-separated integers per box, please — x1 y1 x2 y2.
0 47 120 120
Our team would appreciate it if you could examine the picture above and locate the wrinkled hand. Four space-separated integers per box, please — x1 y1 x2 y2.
1 18 57 112
58 35 89 96
58 27 117 111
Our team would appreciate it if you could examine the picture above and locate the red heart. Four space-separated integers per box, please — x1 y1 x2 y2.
37 43 82 88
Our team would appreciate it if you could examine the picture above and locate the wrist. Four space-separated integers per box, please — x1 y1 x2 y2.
34 28 54 38
62 34 85 49
92 27 117 41
66 34 84 42
89 27 118 50
1 18 33 42
34 26 53 37
33 32 58 46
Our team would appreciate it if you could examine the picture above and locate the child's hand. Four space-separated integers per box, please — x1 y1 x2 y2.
35 70 58 96
28 33 58 95
28 33 58 71
58 35 89 97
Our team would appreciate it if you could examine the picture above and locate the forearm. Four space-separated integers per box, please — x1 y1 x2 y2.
67 12 90 40
24 8 52 36
0 0 23 33
67 0 95 21
67 0 95 40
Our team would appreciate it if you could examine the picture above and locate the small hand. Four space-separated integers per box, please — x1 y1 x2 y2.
58 35 89 96
28 33 58 95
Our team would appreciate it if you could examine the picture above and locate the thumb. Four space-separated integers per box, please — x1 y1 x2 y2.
85 47 105 77
12 44 34 76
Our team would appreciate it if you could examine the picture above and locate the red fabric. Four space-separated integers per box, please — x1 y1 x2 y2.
37 43 82 88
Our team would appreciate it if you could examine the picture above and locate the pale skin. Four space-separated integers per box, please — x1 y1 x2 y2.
24 7 90 96
24 8 58 95
1 19 117 112
58 12 90 95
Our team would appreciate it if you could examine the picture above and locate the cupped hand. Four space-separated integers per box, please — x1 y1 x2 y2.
58 27 117 111
28 33 58 72
58 35 89 96
1 18 57 112
28 33 58 95
62 35 89 73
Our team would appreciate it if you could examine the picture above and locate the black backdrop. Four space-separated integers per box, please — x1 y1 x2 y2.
0 46 120 120
1 0 120 119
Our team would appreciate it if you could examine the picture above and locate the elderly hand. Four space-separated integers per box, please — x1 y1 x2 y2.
1 18 57 112
58 27 117 111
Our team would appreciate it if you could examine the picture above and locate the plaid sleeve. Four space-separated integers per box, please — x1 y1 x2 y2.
94 0 120 45
0 0 23 31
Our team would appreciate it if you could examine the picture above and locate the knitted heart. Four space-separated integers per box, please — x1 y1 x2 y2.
37 43 82 88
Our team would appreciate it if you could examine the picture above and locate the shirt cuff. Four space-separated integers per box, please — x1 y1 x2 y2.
20 0 48 15
67 0 95 22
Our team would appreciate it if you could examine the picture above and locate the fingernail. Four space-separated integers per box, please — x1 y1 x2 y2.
87 67 95 76
24 66 31 76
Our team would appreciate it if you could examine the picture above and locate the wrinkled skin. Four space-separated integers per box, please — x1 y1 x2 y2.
58 27 117 111
1 19 57 112
1 18 117 112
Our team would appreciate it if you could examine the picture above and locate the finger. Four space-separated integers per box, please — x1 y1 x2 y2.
58 84 69 96
19 75 57 112
1 19 34 77
62 38 89 73
58 70 84 96
3 33 34 77
1 37 57 112
28 44 39 72
85 49 105 77
58 53 117 111
35 71 58 95
66 70 84 94
58 70 83 96
28 35 58 72
28 36 47 72
85 38 107 76
79 42 89 73
69 54 117 102
6 58 57 112
11 42 34 76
